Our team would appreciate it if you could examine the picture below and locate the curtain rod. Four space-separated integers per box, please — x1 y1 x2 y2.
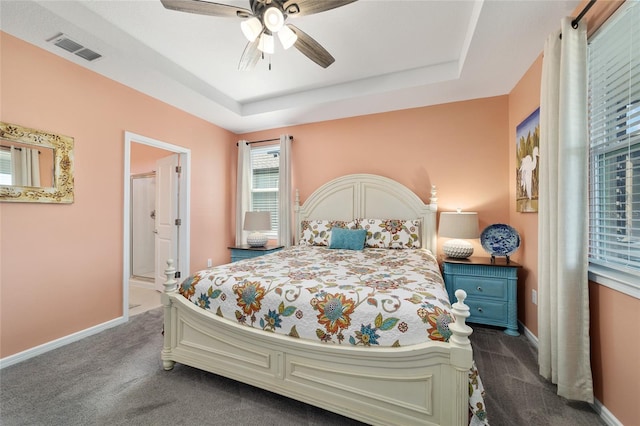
572 0 596 29
559 0 596 39
236 135 294 146
0 146 41 154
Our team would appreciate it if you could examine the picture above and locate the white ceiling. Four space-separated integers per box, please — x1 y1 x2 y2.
1 0 580 134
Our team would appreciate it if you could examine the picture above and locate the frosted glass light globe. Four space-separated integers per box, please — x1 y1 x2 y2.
264 7 284 32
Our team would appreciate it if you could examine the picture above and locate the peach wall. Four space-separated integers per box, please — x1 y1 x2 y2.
589 284 640 424
240 96 511 257
508 55 542 335
0 32 236 357
39 144 55 188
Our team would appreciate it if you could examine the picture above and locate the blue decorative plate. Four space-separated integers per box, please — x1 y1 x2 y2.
480 224 521 257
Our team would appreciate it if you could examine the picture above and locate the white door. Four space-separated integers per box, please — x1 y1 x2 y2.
155 154 180 291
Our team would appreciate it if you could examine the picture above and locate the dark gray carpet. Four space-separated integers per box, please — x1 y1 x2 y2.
0 308 603 425
470 325 603 426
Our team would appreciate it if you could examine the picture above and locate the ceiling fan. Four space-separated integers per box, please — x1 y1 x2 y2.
160 0 357 70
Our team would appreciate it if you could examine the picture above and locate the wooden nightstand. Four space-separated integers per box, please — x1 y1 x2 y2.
442 256 521 336
228 244 284 262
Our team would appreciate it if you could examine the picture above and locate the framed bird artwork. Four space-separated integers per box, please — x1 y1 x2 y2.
516 107 540 212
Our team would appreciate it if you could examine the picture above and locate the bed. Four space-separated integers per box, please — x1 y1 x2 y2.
161 174 483 426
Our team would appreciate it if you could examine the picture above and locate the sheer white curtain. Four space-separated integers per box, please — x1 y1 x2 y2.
278 134 292 247
538 17 593 403
11 146 40 187
235 140 251 245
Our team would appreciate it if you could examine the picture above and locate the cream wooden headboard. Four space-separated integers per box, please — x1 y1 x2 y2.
294 174 438 252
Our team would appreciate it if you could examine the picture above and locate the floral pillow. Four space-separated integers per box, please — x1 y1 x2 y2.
358 218 421 249
299 220 358 246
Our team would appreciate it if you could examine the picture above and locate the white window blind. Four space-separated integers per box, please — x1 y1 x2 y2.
0 148 12 185
250 145 279 237
588 0 640 297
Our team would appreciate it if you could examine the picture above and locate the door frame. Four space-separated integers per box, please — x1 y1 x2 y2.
123 131 191 320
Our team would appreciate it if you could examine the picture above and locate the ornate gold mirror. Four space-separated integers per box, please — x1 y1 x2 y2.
0 122 74 203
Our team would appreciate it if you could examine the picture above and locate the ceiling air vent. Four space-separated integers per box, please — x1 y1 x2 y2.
47 33 102 62
75 48 102 61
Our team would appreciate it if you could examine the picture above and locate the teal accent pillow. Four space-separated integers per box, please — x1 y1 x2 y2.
329 228 367 250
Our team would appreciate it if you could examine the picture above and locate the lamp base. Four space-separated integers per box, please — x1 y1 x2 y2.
443 239 474 258
247 232 268 247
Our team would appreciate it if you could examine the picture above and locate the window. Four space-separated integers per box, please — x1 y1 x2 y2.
250 144 279 237
0 148 11 185
588 0 640 298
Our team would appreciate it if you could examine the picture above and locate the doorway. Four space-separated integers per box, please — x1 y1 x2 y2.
123 132 191 320
130 172 155 288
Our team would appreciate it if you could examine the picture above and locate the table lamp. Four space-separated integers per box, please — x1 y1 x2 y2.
438 210 479 258
243 211 271 247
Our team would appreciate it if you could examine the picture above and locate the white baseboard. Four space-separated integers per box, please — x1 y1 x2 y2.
0 316 126 369
519 321 539 349
517 321 622 426
592 398 623 426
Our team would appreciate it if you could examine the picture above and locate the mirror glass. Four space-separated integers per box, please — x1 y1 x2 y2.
0 122 74 203
0 140 55 188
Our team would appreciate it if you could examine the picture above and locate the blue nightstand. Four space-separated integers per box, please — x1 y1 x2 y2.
228 244 284 262
443 257 521 336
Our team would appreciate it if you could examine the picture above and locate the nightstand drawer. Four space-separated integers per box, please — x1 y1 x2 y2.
452 276 507 300
465 298 508 323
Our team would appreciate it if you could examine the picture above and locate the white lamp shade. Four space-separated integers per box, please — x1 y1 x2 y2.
278 25 298 50
241 17 262 42
243 211 272 231
439 211 479 258
438 212 479 239
258 33 275 54
244 211 271 247
263 7 284 32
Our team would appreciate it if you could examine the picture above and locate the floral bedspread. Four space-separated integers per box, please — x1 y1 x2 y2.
178 245 489 424
179 245 453 346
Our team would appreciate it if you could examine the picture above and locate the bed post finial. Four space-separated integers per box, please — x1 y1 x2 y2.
294 189 300 245
164 259 177 293
430 185 438 211
449 290 472 348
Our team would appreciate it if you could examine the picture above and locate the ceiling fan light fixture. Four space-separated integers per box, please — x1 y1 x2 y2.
278 25 297 50
241 17 262 42
161 0 355 69
263 7 284 33
258 33 275 54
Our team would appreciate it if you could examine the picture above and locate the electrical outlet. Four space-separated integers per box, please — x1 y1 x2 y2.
207 258 212 268
532 289 538 305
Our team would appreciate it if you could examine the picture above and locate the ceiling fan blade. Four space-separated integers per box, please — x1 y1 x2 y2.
161 0 252 18
283 0 357 17
238 39 261 71
288 25 335 68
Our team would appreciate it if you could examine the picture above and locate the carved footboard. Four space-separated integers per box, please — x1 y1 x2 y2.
161 260 473 426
